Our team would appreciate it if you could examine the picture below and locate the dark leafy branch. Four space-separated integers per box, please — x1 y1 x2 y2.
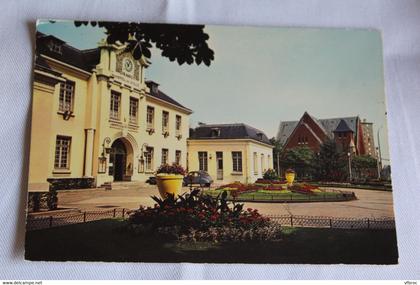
74 21 214 66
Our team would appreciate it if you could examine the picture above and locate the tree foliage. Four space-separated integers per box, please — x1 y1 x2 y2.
351 155 378 180
74 21 214 66
281 146 315 179
269 137 283 173
313 139 347 181
351 155 377 170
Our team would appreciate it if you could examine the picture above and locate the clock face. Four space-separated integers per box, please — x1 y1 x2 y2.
123 57 134 73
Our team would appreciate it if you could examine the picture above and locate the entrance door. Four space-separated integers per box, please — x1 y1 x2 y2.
110 139 127 181
114 153 125 181
216 152 223 180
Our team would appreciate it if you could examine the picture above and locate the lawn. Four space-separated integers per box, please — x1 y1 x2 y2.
203 189 349 202
25 219 398 264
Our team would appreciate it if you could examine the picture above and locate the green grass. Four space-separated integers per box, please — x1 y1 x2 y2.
25 219 398 264
204 189 344 202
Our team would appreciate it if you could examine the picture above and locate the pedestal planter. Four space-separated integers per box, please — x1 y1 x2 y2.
285 171 296 185
156 174 184 198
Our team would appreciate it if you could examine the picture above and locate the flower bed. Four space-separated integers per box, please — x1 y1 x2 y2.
216 181 321 196
208 182 356 202
127 189 282 242
255 179 285 185
257 189 291 194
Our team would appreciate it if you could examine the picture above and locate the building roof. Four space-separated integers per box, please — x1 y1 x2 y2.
277 114 359 145
189 123 272 145
35 32 191 112
145 80 191 112
333 119 354 133
36 32 100 72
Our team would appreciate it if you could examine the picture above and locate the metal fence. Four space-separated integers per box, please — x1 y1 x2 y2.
26 208 395 231
267 215 396 229
26 208 128 231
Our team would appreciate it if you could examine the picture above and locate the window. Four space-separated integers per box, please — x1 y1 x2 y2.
110 91 121 120
298 136 308 144
261 154 265 172
198 152 208 171
162 111 169 132
232 151 242 173
253 152 258 174
59 81 75 112
211 128 220 137
54 136 71 169
147 106 154 129
268 155 271 169
161 148 169 165
129 97 138 124
176 115 182 135
49 41 62 54
145 147 154 171
175 150 181 165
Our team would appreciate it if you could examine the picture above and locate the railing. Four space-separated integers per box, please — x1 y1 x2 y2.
26 208 128 231
267 215 396 229
26 208 395 231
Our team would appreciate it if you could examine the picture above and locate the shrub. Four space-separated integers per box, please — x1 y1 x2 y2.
263 168 278 181
255 179 285 184
127 189 281 242
27 190 58 212
28 193 41 212
156 163 186 176
47 190 58 210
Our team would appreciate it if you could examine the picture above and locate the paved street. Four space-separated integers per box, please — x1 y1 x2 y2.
56 185 395 219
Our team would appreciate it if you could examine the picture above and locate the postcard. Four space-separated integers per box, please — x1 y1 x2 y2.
25 20 397 264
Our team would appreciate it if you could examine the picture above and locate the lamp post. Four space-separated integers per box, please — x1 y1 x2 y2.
347 139 355 182
377 125 383 176
347 152 352 182
99 137 111 176
376 147 381 180
139 143 149 173
101 137 112 157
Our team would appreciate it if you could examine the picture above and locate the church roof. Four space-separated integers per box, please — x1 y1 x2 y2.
189 123 272 145
277 114 359 144
333 119 354 133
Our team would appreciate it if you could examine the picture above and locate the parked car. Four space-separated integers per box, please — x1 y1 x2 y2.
183 171 213 187
145 176 157 185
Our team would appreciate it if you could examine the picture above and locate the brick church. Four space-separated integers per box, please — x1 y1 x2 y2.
277 112 376 157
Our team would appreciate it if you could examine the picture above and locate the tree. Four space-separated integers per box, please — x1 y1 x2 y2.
313 139 347 181
74 21 214 66
351 155 378 180
269 137 283 175
281 146 315 179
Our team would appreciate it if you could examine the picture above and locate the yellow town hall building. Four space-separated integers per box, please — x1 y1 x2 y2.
28 32 192 192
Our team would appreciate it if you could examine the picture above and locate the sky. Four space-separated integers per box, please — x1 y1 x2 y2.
37 20 390 161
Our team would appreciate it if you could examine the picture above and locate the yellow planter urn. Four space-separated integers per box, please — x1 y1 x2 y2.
156 174 184 199
285 170 296 185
